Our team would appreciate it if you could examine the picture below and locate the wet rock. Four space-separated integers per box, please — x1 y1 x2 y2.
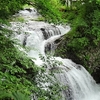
23 35 27 46
25 8 32 12
45 42 51 53
41 28 48 39
41 26 61 40
76 64 81 70
92 68 100 83
54 35 63 45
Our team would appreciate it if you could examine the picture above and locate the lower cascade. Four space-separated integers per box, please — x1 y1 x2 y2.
8 7 100 100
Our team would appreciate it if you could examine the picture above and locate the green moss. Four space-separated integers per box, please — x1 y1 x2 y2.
22 4 33 9
12 17 26 22
34 17 45 21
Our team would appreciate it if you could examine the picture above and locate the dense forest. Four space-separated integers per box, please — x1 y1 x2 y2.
0 0 100 99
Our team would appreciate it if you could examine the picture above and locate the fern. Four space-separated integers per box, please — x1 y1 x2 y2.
12 91 30 100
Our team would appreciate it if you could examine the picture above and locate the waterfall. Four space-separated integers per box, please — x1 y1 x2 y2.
8 7 100 100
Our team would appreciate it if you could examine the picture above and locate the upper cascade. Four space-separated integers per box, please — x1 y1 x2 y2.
16 7 40 20
7 7 70 65
41 25 61 40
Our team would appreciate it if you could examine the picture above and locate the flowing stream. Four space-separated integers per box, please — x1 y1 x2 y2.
8 7 100 100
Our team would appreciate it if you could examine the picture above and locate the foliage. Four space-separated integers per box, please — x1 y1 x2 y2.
32 0 67 23
55 0 100 74
22 4 33 9
0 91 30 100
0 29 36 97
67 37 89 51
35 54 64 100
0 0 28 23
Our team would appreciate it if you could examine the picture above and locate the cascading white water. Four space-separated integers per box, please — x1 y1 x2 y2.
54 57 100 100
8 7 100 100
